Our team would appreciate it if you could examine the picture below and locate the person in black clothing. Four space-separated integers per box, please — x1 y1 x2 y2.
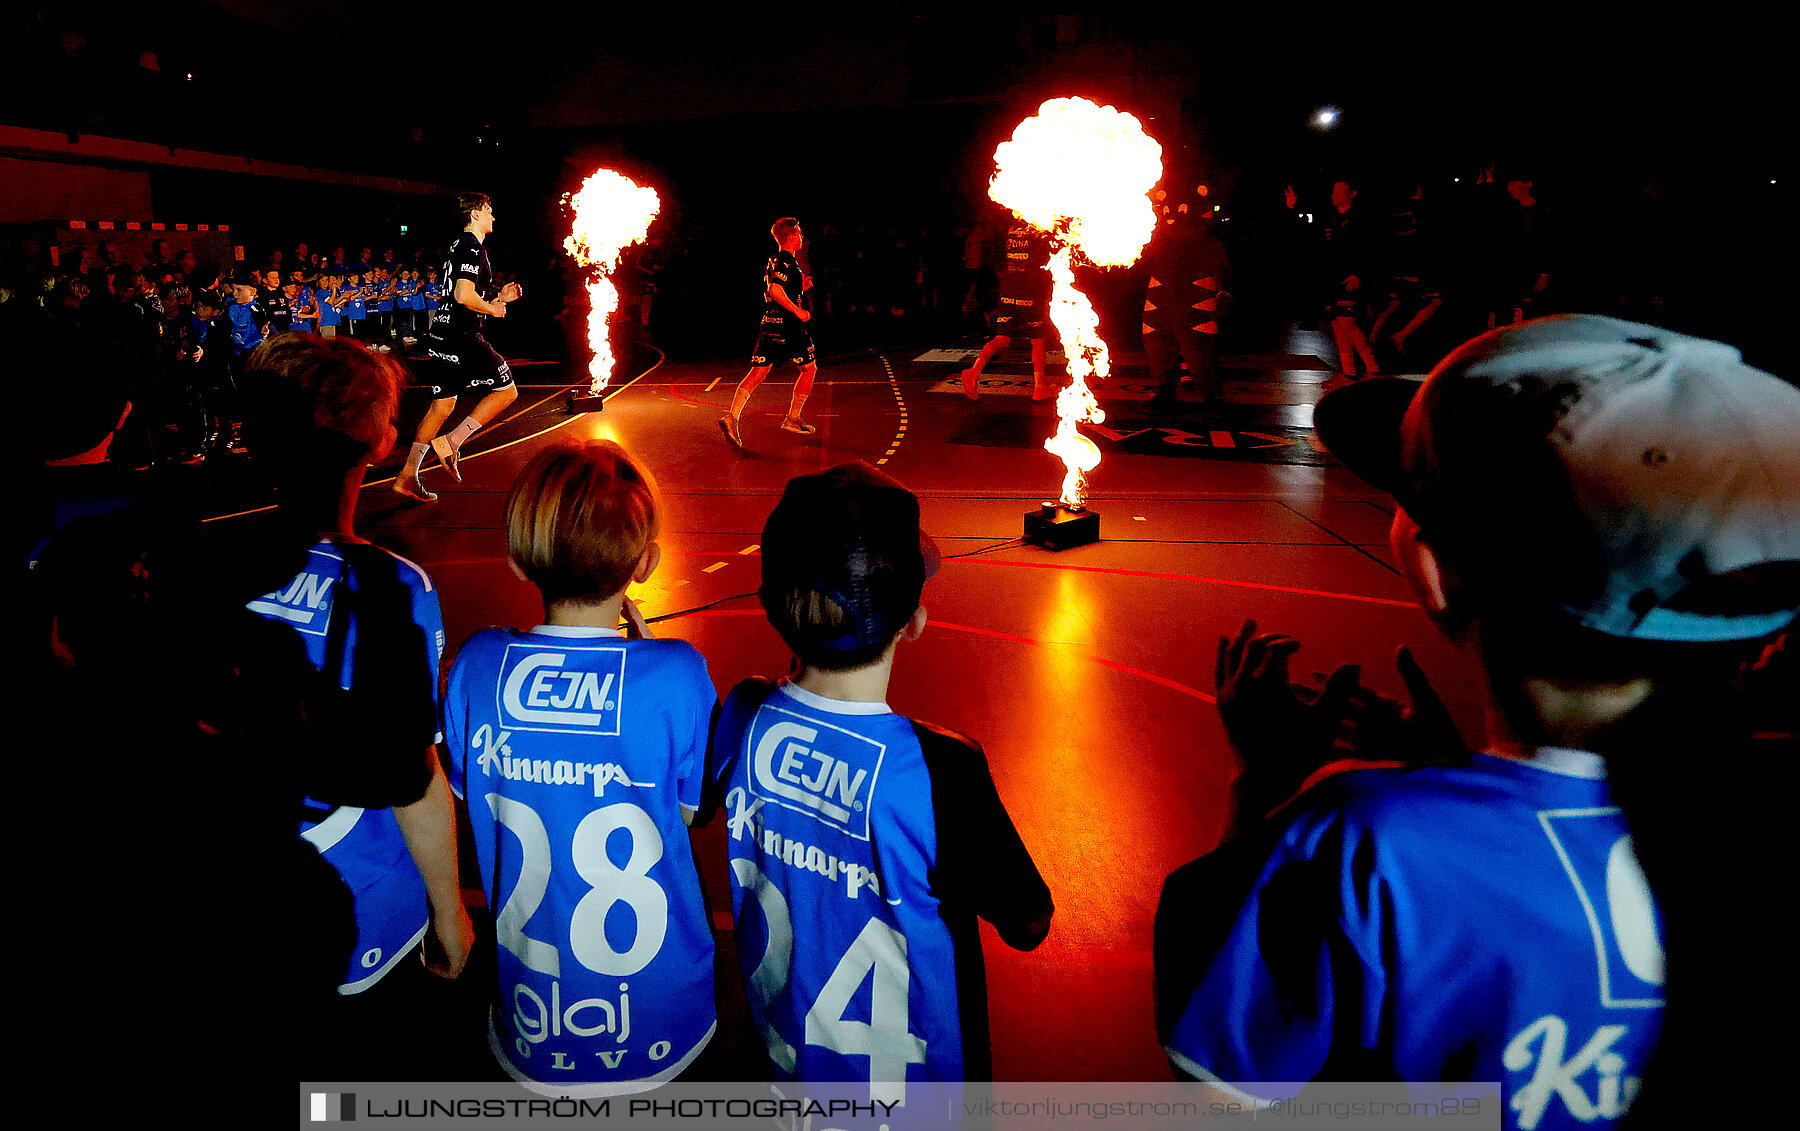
1144 181 1233 410
394 191 521 502
1498 170 1558 324
1370 180 1447 367
258 266 292 335
1319 180 1382 380
718 216 818 448
957 222 1058 401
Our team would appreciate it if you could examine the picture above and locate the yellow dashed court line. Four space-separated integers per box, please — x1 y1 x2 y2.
702 562 728 573
874 352 907 467
739 544 760 555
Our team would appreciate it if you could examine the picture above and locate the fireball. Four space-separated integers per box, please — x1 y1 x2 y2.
562 169 661 395
989 97 1163 508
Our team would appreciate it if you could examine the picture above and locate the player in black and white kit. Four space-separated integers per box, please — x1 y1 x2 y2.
718 217 817 449
393 191 522 502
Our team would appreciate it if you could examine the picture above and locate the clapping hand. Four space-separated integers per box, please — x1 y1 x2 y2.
1215 619 1464 819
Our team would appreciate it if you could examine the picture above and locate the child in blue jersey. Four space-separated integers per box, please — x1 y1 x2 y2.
443 439 719 1096
395 267 421 343
225 268 266 358
342 270 370 337
1156 316 1800 1130
422 265 443 317
316 271 344 337
372 266 397 348
711 462 1054 1103
285 277 316 333
236 334 474 1080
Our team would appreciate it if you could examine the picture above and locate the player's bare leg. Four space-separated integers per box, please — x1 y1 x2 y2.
1331 314 1380 380
721 365 770 449
431 384 517 482
1031 338 1056 400
1389 297 1442 357
781 363 818 435
959 333 1013 400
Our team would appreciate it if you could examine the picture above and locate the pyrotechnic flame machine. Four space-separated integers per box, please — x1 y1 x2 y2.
561 169 661 413
988 96 1163 547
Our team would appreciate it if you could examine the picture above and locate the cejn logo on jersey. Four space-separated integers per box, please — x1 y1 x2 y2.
1501 811 1665 1129
498 645 627 735
748 706 884 840
1538 811 1665 1008
246 570 335 635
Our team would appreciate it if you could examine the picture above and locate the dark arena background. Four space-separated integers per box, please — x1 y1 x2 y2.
11 4 1791 1117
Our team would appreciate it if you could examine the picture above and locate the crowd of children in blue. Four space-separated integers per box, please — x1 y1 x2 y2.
239 260 444 347
151 256 444 462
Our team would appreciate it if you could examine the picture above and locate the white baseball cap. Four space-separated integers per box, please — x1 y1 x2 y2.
1315 315 1800 642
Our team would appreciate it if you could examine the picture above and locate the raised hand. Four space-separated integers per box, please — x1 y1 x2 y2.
1214 620 1465 821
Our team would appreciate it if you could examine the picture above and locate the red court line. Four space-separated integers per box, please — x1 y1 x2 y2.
678 610 1212 702
662 550 1413 608
1089 657 1216 703
664 384 723 409
952 557 1418 608
920 620 1042 647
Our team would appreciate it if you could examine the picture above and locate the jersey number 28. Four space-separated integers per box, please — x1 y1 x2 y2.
486 795 668 978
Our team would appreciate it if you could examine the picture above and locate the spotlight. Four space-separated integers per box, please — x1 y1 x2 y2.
1312 107 1340 129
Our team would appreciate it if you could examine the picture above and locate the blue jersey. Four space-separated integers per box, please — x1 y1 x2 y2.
1161 750 1665 1131
226 301 262 356
444 626 717 1096
288 286 314 333
423 280 442 310
247 540 445 992
712 679 1052 1104
317 287 343 328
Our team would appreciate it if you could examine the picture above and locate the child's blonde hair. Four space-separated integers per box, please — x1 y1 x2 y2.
506 439 661 604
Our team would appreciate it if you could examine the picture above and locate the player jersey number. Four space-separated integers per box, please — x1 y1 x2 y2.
732 857 927 1103
487 795 669 978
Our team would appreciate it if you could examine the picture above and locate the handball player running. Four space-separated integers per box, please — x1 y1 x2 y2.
394 192 521 502
719 217 817 448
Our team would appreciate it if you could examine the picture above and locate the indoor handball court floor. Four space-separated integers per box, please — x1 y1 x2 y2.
225 327 1488 1082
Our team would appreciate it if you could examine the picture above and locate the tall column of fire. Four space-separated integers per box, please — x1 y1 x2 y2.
988 97 1163 508
562 169 661 396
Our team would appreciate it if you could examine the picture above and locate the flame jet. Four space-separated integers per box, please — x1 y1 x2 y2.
562 169 661 395
988 97 1163 508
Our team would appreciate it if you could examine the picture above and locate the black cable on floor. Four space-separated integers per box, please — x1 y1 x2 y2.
642 539 1026 624
643 590 758 624
942 537 1024 560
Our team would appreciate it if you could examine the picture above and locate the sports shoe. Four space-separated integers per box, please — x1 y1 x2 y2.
431 434 462 483
392 471 437 502
780 416 817 435
960 368 980 400
717 413 743 449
